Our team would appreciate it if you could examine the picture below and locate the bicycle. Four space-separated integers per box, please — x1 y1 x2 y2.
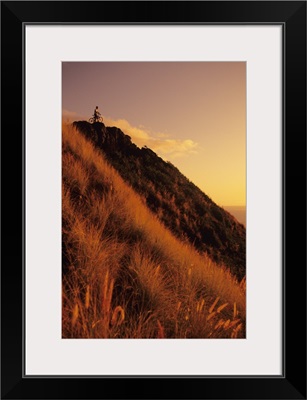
89 116 103 123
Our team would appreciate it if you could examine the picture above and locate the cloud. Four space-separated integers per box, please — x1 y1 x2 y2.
152 138 198 158
104 117 199 159
62 109 86 122
104 118 150 141
156 132 170 139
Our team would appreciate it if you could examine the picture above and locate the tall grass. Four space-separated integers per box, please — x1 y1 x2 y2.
62 124 245 338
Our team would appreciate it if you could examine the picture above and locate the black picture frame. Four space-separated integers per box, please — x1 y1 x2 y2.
1 1 306 399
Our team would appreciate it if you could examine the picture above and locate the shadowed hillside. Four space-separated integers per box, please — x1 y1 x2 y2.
73 121 246 280
62 124 245 338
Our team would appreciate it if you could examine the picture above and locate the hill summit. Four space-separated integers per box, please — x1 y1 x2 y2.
72 121 246 280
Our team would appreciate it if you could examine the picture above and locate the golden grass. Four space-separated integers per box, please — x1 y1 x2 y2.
62 124 246 338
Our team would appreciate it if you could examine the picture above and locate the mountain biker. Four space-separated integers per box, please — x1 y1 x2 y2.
93 106 102 122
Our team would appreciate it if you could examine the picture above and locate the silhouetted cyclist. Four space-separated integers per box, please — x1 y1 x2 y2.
89 106 103 123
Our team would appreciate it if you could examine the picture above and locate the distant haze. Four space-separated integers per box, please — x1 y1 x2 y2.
224 206 246 226
63 62 246 206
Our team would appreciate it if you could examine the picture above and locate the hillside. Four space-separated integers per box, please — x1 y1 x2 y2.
73 121 246 280
62 124 245 338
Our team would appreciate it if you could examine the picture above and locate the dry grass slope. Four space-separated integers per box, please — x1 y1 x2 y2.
62 124 246 338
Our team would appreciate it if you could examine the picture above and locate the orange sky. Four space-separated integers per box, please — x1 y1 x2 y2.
62 62 246 206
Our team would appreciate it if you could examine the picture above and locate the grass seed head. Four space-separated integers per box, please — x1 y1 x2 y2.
72 303 79 327
111 306 125 326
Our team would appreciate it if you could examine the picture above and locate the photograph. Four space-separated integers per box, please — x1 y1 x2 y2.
1 0 306 398
62 62 246 339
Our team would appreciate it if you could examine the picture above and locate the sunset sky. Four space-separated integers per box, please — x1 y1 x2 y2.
62 62 246 207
